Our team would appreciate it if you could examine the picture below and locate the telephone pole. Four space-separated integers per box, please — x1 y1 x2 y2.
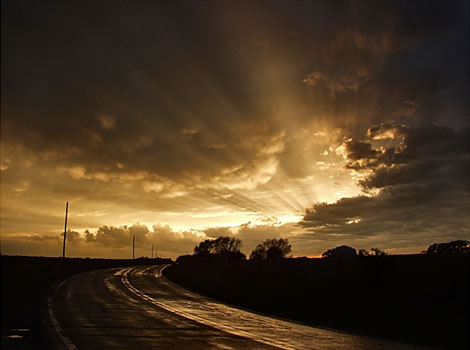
151 245 154 259
133 235 135 260
62 201 69 258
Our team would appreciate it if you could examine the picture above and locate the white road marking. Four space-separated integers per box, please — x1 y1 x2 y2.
113 267 131 276
48 274 79 350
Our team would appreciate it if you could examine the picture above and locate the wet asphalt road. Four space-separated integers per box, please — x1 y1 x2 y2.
48 265 433 350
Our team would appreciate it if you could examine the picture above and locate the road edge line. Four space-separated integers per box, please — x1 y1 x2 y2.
41 274 81 350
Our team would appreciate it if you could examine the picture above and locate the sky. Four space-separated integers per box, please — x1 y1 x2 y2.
1 0 469 259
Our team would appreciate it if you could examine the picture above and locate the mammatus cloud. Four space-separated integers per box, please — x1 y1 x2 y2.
299 124 470 253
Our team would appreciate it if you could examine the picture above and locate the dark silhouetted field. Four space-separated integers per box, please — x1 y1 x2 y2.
164 254 469 349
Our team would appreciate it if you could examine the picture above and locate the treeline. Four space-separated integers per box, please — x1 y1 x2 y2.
320 239 470 258
176 237 469 264
177 236 292 263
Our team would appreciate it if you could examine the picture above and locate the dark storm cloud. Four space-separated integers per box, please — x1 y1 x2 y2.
2 0 468 183
356 124 469 189
300 123 470 251
345 141 381 161
300 0 469 134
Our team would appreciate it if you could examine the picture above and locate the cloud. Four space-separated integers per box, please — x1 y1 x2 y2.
3 1 466 187
367 123 408 140
1 223 205 259
147 224 204 255
21 234 60 243
203 226 234 238
79 223 203 257
353 124 469 189
303 67 370 97
85 224 149 247
61 230 82 246
300 124 470 253
96 113 116 130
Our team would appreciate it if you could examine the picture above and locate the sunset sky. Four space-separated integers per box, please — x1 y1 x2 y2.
1 0 469 259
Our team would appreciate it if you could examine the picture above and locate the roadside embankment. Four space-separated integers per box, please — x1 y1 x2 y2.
164 254 469 350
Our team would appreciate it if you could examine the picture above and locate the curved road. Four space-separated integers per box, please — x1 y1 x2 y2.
47 265 432 350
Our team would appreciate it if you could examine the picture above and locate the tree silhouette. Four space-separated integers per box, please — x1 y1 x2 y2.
194 239 214 256
358 249 369 257
358 248 389 257
194 236 244 260
370 248 389 256
426 240 470 255
250 238 291 260
212 236 242 255
322 245 357 258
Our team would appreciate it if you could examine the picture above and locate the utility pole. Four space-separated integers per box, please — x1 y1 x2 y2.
151 245 154 259
62 201 69 259
133 235 135 260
